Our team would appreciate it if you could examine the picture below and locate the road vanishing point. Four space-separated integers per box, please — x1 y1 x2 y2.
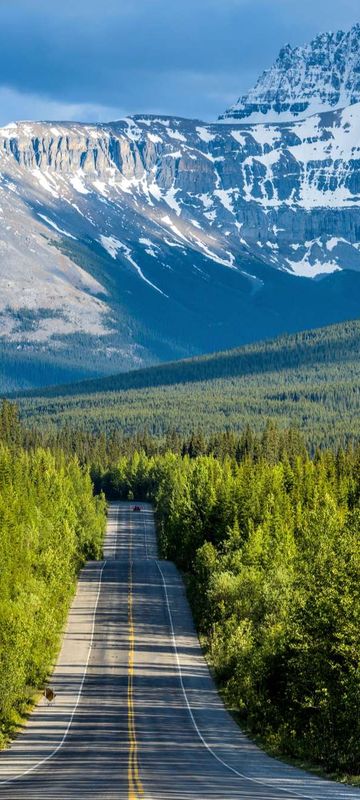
0 502 359 800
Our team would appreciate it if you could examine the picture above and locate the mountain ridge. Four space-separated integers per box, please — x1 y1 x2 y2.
2 25 360 390
221 23 360 123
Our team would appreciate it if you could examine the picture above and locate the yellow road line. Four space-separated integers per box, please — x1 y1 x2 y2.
128 510 144 799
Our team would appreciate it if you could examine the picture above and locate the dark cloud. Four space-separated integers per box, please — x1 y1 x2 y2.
0 0 359 122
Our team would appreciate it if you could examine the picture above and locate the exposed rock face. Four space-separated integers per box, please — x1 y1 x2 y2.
221 24 360 123
1 110 360 299
2 27 360 389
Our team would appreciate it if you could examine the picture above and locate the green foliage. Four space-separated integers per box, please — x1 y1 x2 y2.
95 442 360 776
154 450 360 775
0 400 22 447
1 381 359 777
16 319 360 450
0 407 106 744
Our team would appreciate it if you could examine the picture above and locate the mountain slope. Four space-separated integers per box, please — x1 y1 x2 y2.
17 319 360 449
221 24 360 123
2 108 360 391
3 25 360 390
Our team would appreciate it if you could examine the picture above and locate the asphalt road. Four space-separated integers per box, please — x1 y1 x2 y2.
0 501 358 799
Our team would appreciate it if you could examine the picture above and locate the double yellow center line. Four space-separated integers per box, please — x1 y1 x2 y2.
128 512 144 800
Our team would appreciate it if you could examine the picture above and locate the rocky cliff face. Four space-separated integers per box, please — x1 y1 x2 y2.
2 109 360 297
2 26 360 390
221 24 360 123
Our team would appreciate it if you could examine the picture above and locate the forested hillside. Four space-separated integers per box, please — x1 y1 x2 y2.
4 107 360 395
92 445 360 779
17 319 360 450
0 401 106 745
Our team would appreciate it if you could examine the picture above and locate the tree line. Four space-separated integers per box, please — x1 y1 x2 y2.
1 399 359 777
0 401 106 745
96 443 360 777
16 319 360 452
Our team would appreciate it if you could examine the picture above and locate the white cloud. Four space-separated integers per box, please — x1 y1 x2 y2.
0 87 126 126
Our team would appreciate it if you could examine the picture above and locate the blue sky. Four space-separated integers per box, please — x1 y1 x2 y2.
0 0 359 124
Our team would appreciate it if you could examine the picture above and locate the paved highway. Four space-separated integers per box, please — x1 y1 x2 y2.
0 502 358 799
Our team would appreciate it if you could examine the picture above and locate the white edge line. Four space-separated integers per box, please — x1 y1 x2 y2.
155 560 344 800
0 559 107 787
144 512 149 559
115 505 120 560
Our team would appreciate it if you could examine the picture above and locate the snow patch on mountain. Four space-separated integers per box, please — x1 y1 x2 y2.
99 235 123 259
70 173 90 195
196 126 216 143
286 257 340 278
221 24 360 123
99 235 166 295
38 214 78 240
1 83 360 353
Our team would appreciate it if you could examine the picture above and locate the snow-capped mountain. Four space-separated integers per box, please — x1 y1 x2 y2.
221 24 360 123
2 25 360 391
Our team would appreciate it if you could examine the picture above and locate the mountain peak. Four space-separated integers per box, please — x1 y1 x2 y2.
278 43 293 58
220 23 360 123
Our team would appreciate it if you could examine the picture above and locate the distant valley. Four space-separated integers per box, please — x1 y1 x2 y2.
18 319 360 451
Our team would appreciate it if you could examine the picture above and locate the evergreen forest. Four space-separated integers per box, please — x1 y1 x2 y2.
1 313 360 787
0 401 106 745
16 319 360 451
94 441 360 778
